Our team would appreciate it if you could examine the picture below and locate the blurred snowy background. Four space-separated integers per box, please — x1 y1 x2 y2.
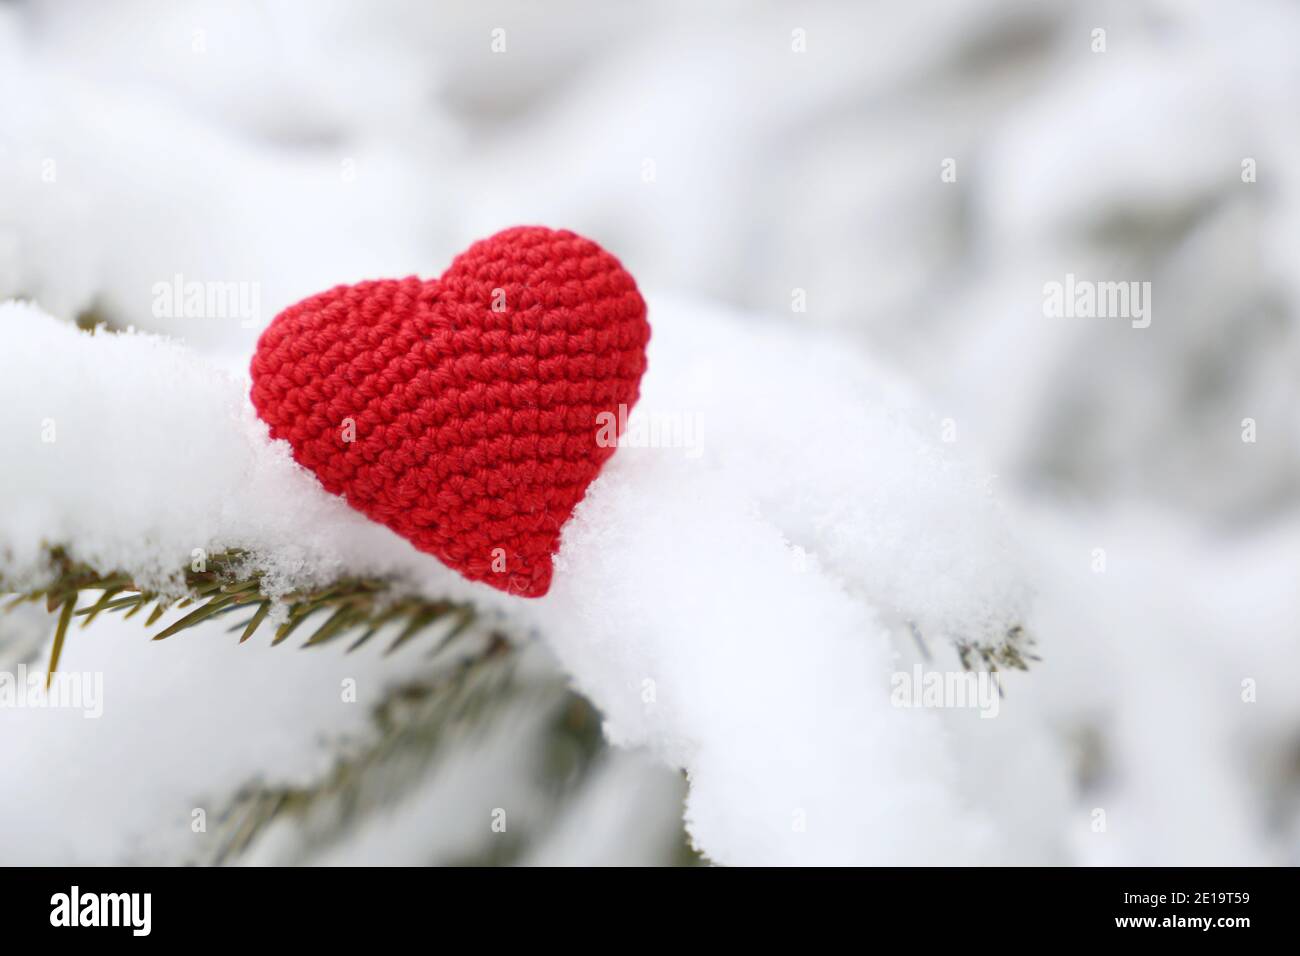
1 0 1299 865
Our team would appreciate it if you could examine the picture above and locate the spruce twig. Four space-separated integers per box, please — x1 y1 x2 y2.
1 547 480 684
954 624 1040 673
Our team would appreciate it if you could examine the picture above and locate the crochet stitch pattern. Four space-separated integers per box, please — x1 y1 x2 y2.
250 226 650 597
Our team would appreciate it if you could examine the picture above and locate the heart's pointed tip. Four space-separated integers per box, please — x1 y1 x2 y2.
482 554 554 599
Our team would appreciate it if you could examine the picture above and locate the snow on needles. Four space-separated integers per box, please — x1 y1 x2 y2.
0 298 1032 865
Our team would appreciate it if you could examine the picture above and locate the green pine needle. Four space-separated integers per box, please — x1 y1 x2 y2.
2 547 479 685
45 598 76 690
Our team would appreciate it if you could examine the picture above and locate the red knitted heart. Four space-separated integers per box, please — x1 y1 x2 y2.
249 226 650 598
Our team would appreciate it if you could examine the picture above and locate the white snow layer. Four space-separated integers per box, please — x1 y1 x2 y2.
3 0 1299 867
0 298 1029 865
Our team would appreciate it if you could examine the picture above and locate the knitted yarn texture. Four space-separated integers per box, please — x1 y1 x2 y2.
250 226 650 597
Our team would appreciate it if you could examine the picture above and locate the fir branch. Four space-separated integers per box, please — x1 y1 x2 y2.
0 547 480 682
955 624 1040 674
202 633 520 865
906 620 1039 679
195 638 700 867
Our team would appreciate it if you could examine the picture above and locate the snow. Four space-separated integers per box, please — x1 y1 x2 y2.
0 602 424 864
0 295 1026 864
2 0 1299 866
